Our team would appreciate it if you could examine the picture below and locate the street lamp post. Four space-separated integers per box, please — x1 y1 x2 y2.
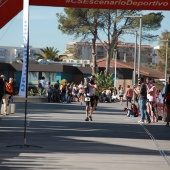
113 49 117 87
122 29 138 85
165 39 168 83
159 39 169 83
122 29 137 103
125 15 142 79
138 15 142 79
134 30 137 85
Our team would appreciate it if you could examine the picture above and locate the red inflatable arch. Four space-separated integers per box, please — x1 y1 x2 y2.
0 0 169 28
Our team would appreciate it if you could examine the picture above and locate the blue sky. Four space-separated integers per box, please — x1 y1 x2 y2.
0 6 169 54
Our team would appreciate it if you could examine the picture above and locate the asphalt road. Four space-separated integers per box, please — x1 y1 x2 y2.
0 101 170 170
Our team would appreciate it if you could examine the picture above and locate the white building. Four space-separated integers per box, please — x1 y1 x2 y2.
153 46 163 64
65 41 163 66
0 46 43 63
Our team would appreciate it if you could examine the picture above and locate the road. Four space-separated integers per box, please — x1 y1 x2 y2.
0 101 170 170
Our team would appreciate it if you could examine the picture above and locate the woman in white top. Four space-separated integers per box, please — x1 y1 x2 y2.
40 76 46 95
147 80 157 122
118 87 124 105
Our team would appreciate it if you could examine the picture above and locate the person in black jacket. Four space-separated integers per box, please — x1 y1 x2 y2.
0 76 5 117
164 77 170 126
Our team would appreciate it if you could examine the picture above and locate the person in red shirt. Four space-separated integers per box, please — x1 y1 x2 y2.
125 85 133 108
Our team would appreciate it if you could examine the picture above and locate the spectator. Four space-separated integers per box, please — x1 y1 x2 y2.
147 80 157 122
40 76 46 95
72 84 78 102
113 87 118 96
60 81 67 103
101 90 107 102
66 83 72 103
164 77 170 126
78 81 84 105
118 87 124 105
47 82 53 102
0 75 5 118
125 85 133 108
2 77 14 115
134 77 151 124
54 80 60 102
106 87 112 103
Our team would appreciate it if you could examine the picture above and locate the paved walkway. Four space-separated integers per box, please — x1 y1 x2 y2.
0 101 170 170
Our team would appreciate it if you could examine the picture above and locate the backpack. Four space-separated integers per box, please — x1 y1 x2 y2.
6 82 13 93
38 82 42 88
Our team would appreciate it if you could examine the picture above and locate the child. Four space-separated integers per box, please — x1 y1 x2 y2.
124 107 133 117
124 104 139 117
131 103 139 117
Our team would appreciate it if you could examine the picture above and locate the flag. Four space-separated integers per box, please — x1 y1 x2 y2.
19 0 29 97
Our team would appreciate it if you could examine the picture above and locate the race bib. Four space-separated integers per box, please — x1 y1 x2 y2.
85 97 90 101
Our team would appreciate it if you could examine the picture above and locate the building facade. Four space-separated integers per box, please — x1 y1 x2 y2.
0 46 43 63
65 41 162 66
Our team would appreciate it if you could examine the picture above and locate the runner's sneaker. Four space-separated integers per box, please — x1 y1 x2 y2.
89 115 92 121
85 117 89 121
138 120 144 124
166 123 170 127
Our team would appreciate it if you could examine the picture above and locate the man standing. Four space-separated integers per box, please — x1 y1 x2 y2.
164 77 170 126
2 77 14 115
84 75 97 121
54 80 60 102
134 77 151 124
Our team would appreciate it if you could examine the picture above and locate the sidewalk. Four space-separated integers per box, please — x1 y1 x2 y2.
0 101 170 170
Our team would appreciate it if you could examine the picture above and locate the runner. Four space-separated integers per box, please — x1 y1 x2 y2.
84 75 97 121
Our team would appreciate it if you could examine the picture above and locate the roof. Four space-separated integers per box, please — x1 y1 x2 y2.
1 63 92 74
96 58 166 79
1 1 170 29
99 67 133 79
0 62 15 71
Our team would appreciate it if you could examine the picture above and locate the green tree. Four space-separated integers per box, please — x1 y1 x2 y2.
56 9 164 76
94 71 114 89
35 47 60 60
56 8 104 74
64 46 82 59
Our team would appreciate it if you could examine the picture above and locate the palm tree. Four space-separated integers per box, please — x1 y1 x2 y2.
35 47 60 60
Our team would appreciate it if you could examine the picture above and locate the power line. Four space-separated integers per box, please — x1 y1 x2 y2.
0 18 15 42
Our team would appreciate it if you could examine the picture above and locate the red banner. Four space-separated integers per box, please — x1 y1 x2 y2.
30 0 170 10
0 0 169 28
